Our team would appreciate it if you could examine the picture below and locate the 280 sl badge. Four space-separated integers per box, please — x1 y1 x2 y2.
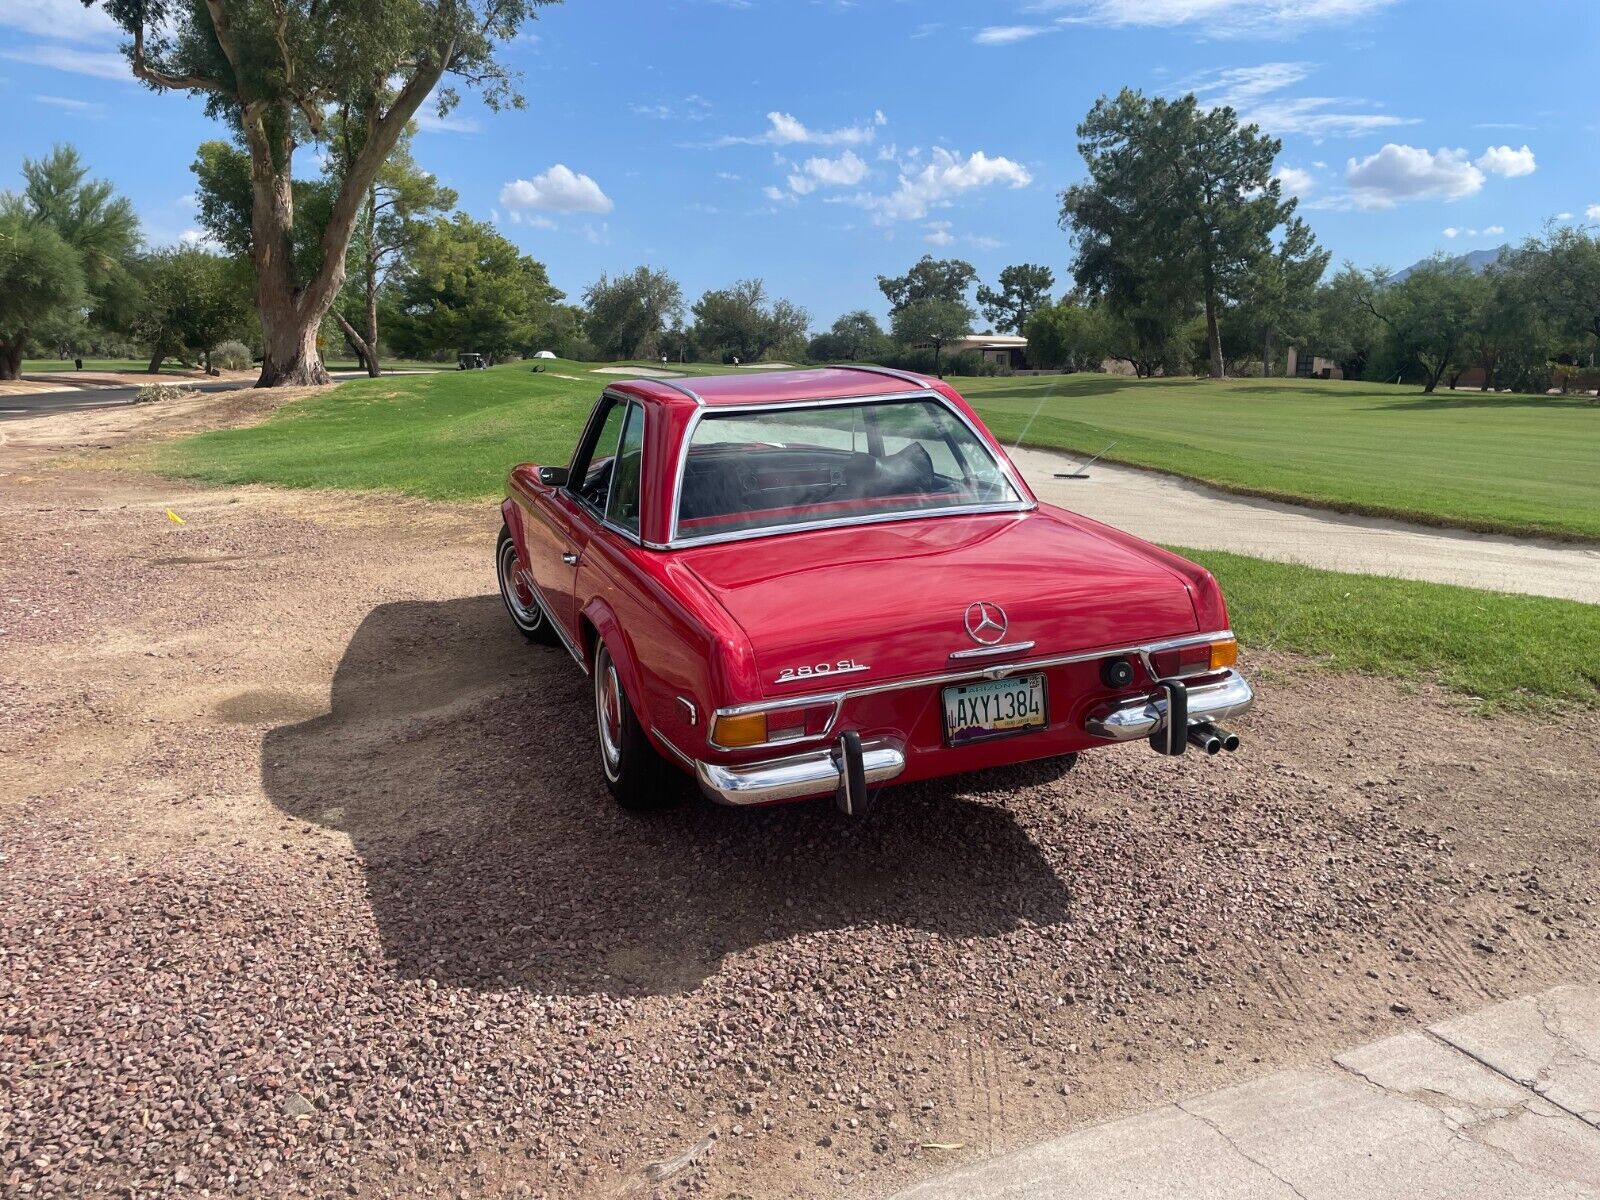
774 659 870 684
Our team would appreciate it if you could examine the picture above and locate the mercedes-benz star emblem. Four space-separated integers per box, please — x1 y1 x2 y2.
964 601 1008 645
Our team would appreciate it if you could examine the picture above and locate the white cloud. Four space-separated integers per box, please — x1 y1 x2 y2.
1476 144 1536 177
631 94 712 122
841 148 1032 223
786 149 869 195
719 109 885 147
1442 227 1459 239
1039 0 1396 36
0 0 118 42
500 165 614 214
503 211 557 229
34 94 102 114
1556 211 1574 221
1344 144 1484 209
1183 62 1416 139
923 221 955 246
1482 224 1505 235
1 43 129 80
415 110 481 134
975 24 1055 44
1586 205 1600 220
761 184 791 203
1274 165 1315 196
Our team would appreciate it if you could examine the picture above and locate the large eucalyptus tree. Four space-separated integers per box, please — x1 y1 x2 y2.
93 0 552 386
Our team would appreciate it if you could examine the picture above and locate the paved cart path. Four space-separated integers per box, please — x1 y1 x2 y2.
1012 445 1600 605
892 985 1600 1200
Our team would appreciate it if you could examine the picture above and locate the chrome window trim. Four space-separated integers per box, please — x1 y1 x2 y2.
711 629 1236 721
569 393 647 548
518 555 590 674
664 389 1035 548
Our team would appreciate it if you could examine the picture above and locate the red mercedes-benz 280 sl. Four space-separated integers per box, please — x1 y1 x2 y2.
497 366 1253 813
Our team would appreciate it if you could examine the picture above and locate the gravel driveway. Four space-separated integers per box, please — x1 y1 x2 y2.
2 400 1597 1198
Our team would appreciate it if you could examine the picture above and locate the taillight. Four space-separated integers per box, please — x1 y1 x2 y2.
711 702 836 749
1151 637 1237 679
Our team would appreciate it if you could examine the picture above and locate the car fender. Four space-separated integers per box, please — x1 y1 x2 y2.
580 596 655 730
500 496 532 566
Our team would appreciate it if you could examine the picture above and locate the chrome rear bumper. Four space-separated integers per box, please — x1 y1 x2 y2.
696 738 906 806
1084 669 1254 741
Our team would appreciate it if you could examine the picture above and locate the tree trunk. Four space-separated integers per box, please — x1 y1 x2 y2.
257 310 328 388
0 337 23 382
1202 271 1224 379
360 190 381 377
334 311 376 377
1262 328 1272 378
933 340 943 379
148 348 164 374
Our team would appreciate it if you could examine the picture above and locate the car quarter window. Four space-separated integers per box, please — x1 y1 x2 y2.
605 402 645 535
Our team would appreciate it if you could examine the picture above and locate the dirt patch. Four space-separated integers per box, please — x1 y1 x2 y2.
2 442 1597 1199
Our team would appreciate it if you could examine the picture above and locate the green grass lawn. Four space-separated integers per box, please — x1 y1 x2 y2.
1186 548 1599 711
155 360 1600 710
25 358 191 375
958 374 1600 542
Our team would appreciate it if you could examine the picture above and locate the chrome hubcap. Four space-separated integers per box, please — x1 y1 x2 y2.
498 539 542 627
596 651 623 777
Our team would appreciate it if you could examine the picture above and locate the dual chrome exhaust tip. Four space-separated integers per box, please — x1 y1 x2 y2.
1186 720 1241 756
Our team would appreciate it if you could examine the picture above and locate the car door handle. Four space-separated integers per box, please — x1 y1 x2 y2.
562 551 580 565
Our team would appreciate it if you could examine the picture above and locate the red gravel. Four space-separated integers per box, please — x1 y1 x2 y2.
2 411 1597 1198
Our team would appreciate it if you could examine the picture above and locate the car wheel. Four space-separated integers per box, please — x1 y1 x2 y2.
496 525 560 646
593 640 677 810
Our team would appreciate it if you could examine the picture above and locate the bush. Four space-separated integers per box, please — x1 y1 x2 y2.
136 382 200 404
211 340 253 371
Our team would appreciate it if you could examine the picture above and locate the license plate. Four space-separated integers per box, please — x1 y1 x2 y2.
942 674 1048 747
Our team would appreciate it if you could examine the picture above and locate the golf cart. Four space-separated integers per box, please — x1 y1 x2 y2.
457 352 488 370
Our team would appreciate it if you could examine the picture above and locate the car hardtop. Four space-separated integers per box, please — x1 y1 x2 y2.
600 365 936 411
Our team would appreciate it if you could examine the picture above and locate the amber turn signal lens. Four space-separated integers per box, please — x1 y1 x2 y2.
712 712 768 747
1209 638 1239 670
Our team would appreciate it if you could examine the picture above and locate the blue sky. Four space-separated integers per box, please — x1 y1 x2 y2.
2 0 1597 330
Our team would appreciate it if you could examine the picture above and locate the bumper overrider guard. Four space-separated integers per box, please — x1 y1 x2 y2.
688 634 1253 808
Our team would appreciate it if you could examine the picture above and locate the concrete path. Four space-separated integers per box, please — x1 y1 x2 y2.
1011 446 1600 605
890 985 1600 1200
0 371 407 422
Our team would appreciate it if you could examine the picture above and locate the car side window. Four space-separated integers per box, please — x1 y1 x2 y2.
569 398 628 513
606 403 645 535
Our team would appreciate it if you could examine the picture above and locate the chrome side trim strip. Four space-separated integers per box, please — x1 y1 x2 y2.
1084 670 1254 741
664 501 1033 551
948 640 1036 660
826 363 932 388
675 696 698 726
520 564 589 674
651 727 697 768
713 629 1235 718
651 377 705 405
696 737 906 806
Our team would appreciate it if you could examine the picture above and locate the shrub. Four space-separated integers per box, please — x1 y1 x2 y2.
211 340 253 371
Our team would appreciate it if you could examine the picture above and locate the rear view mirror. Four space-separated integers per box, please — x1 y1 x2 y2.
538 465 569 487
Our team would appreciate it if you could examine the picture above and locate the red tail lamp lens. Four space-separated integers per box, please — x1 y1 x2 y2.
1151 637 1237 679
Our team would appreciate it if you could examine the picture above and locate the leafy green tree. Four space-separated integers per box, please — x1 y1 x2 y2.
1362 257 1489 393
329 123 456 376
1306 264 1383 379
386 214 559 364
583 266 683 360
0 212 86 379
92 0 552 386
1233 216 1328 374
689 278 809 363
132 247 254 373
1467 251 1553 393
976 264 1055 334
890 298 973 378
1061 89 1295 379
1533 226 1600 372
808 309 891 362
877 256 977 316
1024 299 1111 373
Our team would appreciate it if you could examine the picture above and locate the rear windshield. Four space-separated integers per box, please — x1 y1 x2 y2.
673 397 1023 541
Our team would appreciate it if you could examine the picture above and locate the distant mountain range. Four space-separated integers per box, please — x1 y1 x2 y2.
1391 245 1507 283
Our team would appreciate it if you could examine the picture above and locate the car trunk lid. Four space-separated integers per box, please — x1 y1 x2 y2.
677 510 1200 696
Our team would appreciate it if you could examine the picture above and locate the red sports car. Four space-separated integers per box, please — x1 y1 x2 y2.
497 366 1253 813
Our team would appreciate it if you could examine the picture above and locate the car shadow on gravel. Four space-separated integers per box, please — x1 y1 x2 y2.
263 596 1073 996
